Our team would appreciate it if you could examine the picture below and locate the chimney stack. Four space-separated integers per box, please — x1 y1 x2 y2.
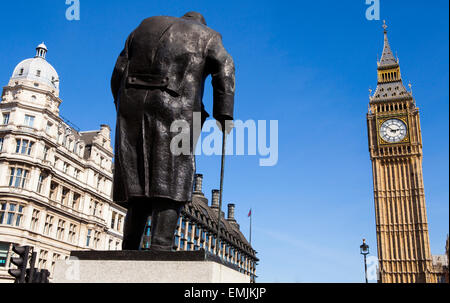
227 204 236 222
193 174 204 194
211 189 220 209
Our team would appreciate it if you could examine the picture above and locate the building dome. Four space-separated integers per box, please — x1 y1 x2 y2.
10 42 60 91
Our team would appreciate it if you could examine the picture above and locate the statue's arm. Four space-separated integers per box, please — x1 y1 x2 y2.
206 33 235 123
111 32 134 109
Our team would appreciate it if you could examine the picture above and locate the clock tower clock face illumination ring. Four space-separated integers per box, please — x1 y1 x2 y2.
380 118 407 143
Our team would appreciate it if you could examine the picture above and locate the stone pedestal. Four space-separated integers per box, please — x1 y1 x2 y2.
53 250 250 283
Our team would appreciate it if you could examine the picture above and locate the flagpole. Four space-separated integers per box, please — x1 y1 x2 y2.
249 208 252 245
250 210 252 245
250 211 253 284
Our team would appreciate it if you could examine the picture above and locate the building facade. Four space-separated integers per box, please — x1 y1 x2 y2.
367 22 439 283
142 173 259 281
0 43 126 282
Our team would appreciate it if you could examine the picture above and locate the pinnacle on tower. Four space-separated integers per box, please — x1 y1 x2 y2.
378 21 398 67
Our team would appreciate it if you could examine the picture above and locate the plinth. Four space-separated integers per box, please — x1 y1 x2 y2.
53 249 251 283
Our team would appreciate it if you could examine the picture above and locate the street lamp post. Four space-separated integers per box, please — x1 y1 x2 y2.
360 239 370 283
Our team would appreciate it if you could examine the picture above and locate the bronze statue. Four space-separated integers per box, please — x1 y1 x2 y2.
111 12 235 251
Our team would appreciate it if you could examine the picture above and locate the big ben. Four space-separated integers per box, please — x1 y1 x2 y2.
367 21 437 283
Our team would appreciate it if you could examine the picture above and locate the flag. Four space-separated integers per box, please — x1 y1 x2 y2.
248 209 252 217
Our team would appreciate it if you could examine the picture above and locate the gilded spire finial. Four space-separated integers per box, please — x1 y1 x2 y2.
382 20 388 33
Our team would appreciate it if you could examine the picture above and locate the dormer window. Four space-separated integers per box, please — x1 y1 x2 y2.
19 68 24 76
36 70 41 77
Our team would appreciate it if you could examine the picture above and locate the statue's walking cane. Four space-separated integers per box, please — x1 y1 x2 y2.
215 122 227 256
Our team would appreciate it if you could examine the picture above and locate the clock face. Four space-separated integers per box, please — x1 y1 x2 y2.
379 119 407 143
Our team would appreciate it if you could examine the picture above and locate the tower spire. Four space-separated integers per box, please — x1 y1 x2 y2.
372 22 408 101
379 20 397 67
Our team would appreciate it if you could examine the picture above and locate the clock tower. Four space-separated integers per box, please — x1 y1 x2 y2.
367 21 436 283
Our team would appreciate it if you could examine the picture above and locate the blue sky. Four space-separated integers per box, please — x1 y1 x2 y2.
0 0 448 283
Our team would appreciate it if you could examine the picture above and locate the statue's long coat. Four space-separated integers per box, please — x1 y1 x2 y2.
111 16 235 207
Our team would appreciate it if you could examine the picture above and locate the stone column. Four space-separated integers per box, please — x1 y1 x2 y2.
114 212 119 230
22 206 33 231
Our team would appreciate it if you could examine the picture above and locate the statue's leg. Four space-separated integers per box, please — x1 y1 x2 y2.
150 198 184 251
122 198 152 250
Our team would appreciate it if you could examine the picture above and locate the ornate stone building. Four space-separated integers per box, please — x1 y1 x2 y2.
0 43 126 282
142 174 259 281
367 22 441 283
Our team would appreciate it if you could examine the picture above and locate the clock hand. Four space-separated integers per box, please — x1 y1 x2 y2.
387 127 397 133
